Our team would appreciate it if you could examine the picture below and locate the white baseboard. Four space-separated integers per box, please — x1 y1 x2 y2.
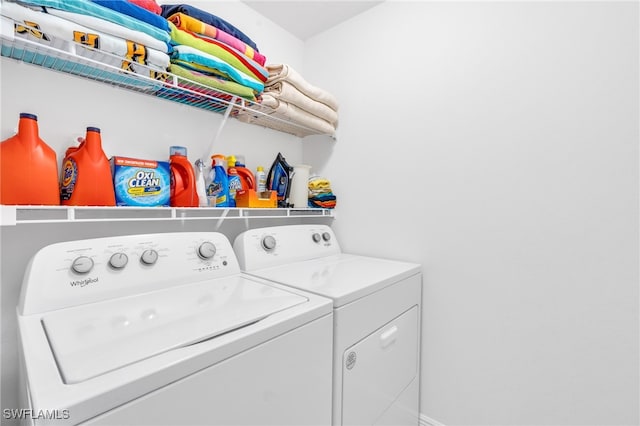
420 413 445 426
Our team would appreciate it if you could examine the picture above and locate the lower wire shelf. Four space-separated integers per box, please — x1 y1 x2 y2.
0 205 335 226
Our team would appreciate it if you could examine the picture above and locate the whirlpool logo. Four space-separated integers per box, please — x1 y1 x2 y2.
69 277 98 288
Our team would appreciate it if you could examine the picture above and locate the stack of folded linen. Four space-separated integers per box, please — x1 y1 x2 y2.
308 175 337 209
160 4 268 101
3 0 171 82
237 63 339 137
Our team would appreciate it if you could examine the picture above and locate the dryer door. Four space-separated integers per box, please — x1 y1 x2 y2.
341 305 419 425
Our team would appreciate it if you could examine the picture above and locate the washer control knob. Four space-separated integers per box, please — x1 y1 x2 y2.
198 241 217 259
312 233 321 243
109 252 129 269
261 235 276 251
322 232 331 242
140 249 159 265
71 256 94 274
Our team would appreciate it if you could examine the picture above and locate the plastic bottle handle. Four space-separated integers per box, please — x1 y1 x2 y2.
174 164 190 193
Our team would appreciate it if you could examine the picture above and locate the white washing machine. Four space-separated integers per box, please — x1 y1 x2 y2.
234 224 422 426
16 232 333 426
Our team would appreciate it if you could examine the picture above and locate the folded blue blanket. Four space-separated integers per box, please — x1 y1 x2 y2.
17 0 171 43
160 4 258 52
90 0 169 32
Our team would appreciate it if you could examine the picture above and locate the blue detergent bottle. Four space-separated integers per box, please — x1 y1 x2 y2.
208 154 230 207
226 155 242 208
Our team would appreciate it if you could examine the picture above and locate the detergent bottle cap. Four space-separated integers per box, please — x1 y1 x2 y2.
257 166 264 172
227 155 237 167
19 113 37 121
211 154 227 168
86 126 101 133
170 146 188 157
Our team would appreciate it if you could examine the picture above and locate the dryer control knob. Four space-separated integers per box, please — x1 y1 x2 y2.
261 235 276 251
140 249 159 265
322 232 331 242
71 256 94 274
312 233 321 243
198 241 217 259
109 252 129 269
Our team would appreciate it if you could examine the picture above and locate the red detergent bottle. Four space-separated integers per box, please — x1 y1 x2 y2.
233 156 255 191
170 146 199 207
60 127 116 206
0 113 60 205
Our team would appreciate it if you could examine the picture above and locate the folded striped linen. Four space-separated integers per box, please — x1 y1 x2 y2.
266 64 339 111
308 193 336 209
0 38 162 92
171 45 263 93
90 0 169 32
264 81 338 126
0 14 162 91
169 62 256 101
169 22 267 83
36 6 169 53
308 176 332 195
167 12 266 66
2 1 169 72
161 4 259 52
308 175 336 209
16 0 171 44
240 93 336 136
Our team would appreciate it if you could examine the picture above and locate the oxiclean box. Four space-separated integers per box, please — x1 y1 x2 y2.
110 156 170 207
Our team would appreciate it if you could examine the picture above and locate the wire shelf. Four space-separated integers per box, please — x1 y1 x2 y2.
0 21 326 137
0 205 335 226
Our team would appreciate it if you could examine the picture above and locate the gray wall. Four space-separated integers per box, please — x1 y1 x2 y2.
303 1 639 424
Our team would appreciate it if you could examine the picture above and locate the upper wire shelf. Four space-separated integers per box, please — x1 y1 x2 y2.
0 18 325 138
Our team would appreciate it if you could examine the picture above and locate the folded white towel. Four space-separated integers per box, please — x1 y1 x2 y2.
237 93 336 137
266 64 339 112
264 81 338 125
259 93 336 135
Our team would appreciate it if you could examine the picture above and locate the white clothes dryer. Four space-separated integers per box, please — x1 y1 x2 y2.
234 224 422 426
16 232 333 426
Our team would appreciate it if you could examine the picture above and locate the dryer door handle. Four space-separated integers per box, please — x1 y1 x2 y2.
380 325 398 348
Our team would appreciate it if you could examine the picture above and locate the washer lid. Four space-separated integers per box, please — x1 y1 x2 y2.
251 254 421 307
41 275 307 384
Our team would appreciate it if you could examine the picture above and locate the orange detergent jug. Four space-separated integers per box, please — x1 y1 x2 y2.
0 113 59 205
60 127 116 206
169 146 199 207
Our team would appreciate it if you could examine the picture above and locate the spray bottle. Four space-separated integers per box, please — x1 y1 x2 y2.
195 159 208 207
208 154 230 207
